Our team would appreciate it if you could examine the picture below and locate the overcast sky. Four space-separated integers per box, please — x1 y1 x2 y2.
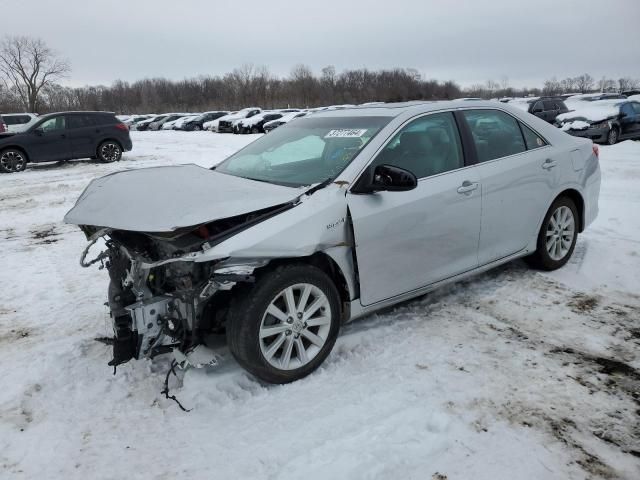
2 0 639 88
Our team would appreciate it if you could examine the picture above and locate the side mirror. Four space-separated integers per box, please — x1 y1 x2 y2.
532 108 543 114
354 164 417 193
32 127 44 135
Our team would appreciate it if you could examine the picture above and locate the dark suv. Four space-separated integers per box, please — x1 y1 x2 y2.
0 111 132 173
512 97 569 123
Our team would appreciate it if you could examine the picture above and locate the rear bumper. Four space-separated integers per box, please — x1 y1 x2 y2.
122 136 133 151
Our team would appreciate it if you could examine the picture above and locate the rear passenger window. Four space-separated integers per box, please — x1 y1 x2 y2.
519 122 548 150
462 110 526 162
543 101 556 111
372 112 464 179
67 115 94 129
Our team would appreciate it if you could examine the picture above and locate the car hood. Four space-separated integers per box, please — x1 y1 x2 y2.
0 132 19 140
64 164 303 232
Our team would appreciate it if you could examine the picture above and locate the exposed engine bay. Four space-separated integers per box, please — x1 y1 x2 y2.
81 207 282 369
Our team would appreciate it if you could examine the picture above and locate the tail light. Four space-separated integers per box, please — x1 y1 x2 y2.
115 123 129 132
592 144 599 158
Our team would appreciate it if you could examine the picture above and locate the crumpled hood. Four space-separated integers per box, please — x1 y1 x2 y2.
64 164 302 232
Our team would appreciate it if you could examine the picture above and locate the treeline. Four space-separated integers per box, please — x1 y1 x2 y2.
1 64 463 114
1 64 638 115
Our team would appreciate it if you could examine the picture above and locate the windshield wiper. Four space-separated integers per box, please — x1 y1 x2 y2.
304 177 334 196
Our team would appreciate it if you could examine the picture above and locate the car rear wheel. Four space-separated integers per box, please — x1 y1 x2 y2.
251 126 260 134
193 125 202 131
606 127 619 145
226 264 341 384
0 148 27 173
525 196 578 271
97 141 122 163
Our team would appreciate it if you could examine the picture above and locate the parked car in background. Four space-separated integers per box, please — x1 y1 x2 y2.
263 111 309 132
556 100 640 144
179 111 228 131
149 114 188 131
1 113 39 133
125 115 154 127
135 115 168 131
217 107 261 133
508 97 569 123
66 100 600 384
0 111 132 173
236 112 286 134
170 115 200 130
564 93 627 111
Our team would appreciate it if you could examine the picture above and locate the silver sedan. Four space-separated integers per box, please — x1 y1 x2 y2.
66 100 601 384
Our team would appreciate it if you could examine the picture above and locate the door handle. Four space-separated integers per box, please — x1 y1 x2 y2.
457 181 479 194
542 159 556 170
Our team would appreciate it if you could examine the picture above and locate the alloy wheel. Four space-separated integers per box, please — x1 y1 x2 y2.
0 150 26 173
607 128 618 145
546 206 575 261
259 283 332 370
100 142 121 162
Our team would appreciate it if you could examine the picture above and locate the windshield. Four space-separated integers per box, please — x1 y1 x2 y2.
215 116 391 187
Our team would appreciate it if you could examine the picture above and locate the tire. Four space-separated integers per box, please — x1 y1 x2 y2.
0 148 27 173
193 125 202 131
226 264 341 384
97 141 122 163
606 127 619 145
525 196 578 271
251 126 260 134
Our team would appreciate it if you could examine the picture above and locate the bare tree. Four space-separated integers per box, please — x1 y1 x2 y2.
598 76 616 93
543 77 562 96
618 77 639 92
0 36 70 112
573 73 594 93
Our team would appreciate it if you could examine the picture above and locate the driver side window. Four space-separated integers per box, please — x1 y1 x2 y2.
372 112 464 179
39 116 66 132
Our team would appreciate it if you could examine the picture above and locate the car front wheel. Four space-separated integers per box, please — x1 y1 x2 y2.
0 148 27 173
226 264 341 384
606 127 619 145
525 196 578 271
97 141 122 162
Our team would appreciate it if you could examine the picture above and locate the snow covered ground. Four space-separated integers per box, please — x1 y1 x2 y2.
1 131 639 480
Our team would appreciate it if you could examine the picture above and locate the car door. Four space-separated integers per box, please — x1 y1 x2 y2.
619 103 639 139
531 101 544 120
543 100 558 123
28 115 72 162
460 109 557 265
347 111 481 306
66 113 98 158
632 102 640 137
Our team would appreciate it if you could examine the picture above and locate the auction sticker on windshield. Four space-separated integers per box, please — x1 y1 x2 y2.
325 129 368 138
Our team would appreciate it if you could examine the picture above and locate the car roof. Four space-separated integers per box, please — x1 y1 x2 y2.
39 111 115 118
309 100 521 118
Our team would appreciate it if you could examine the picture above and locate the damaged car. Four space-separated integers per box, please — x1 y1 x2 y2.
65 101 600 384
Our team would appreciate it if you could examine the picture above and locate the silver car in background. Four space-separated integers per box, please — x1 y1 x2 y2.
65 101 600 384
